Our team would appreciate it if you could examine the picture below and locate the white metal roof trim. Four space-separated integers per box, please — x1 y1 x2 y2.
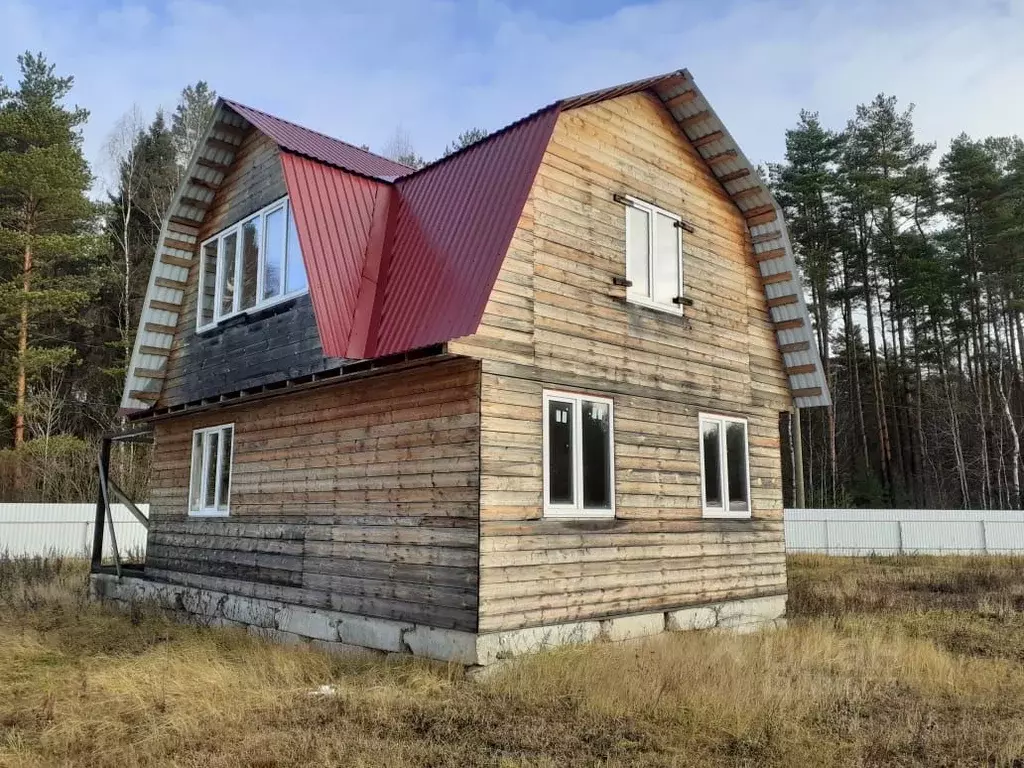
120 103 245 413
656 72 830 408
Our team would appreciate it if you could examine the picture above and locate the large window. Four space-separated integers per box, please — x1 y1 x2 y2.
197 197 308 330
188 424 234 516
699 414 750 518
625 197 683 314
543 390 615 518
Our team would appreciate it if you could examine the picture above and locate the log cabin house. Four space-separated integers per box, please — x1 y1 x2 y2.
91 68 829 665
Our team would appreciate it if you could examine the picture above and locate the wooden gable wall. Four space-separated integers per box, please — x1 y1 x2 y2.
158 130 337 409
449 92 791 632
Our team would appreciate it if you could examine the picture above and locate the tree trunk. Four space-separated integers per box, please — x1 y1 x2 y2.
14 231 32 450
936 321 971 507
842 252 870 473
864 261 892 497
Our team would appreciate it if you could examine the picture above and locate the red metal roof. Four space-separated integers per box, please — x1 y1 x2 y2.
224 99 413 181
275 103 560 359
367 107 560 357
280 153 385 355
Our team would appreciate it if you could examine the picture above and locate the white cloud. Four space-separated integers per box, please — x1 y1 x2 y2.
0 0 1021 183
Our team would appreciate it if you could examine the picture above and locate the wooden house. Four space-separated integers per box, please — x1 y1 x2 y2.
91 69 829 665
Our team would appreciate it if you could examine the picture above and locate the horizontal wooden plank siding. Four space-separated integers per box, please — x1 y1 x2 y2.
146 358 482 630
451 91 792 633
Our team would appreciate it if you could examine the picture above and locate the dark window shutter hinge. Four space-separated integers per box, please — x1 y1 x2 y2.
612 193 630 205
613 276 632 288
672 296 694 307
674 220 696 234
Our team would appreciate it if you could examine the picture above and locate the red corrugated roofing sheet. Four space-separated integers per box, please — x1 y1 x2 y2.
367 106 560 358
225 99 413 181
276 105 559 360
280 153 385 354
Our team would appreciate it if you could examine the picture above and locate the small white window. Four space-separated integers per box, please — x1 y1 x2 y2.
188 424 234 516
699 413 750 518
625 197 683 314
197 197 308 331
543 390 615 518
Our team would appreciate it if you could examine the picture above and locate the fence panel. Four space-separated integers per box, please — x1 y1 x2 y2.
785 508 1024 555
0 503 148 558
4 504 1024 559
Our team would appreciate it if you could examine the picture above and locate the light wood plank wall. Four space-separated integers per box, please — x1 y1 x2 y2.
450 91 792 632
146 358 482 631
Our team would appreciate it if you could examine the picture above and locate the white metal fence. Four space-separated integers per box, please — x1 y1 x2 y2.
0 503 148 558
3 504 1023 559
785 508 1024 555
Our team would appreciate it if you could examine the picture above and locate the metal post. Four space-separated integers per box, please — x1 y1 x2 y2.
91 437 112 571
793 406 805 508
104 490 122 579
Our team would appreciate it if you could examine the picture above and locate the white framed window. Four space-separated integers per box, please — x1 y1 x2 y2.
188 424 234 516
699 413 751 518
197 196 309 331
624 196 683 314
543 390 615 518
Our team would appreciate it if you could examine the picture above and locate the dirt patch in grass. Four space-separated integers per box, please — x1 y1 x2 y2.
3 555 1024 766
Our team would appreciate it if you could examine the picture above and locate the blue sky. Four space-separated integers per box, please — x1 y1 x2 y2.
2 0 1022 194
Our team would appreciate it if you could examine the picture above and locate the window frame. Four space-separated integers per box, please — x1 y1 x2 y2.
187 423 235 517
542 389 616 519
196 196 307 332
624 195 684 316
698 413 752 519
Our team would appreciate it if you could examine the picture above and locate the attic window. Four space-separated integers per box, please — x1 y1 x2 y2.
624 197 683 315
197 196 309 331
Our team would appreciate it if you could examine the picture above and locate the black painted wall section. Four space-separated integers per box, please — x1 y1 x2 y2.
161 293 343 406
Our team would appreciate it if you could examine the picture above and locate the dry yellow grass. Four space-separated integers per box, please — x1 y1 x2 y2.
3 554 1024 766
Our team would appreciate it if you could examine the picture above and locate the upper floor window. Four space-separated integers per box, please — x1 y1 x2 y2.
197 197 308 331
625 197 683 314
699 413 750 519
543 390 615 518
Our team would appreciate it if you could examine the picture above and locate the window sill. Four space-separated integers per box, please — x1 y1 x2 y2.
196 289 308 336
625 297 684 317
543 508 616 520
188 510 230 518
702 508 751 520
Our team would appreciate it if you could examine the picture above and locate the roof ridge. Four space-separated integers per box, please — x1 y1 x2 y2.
221 98 414 174
394 103 560 184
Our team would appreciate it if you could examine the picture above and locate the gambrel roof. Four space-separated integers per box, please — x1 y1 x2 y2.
121 69 829 414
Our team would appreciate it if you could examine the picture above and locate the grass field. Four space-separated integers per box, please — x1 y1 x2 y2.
3 555 1024 766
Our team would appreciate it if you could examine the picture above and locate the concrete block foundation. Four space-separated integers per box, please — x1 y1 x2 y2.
90 574 786 666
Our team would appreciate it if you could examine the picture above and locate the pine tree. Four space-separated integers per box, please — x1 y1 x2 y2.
171 81 216 169
770 112 844 504
443 127 488 157
0 52 97 451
